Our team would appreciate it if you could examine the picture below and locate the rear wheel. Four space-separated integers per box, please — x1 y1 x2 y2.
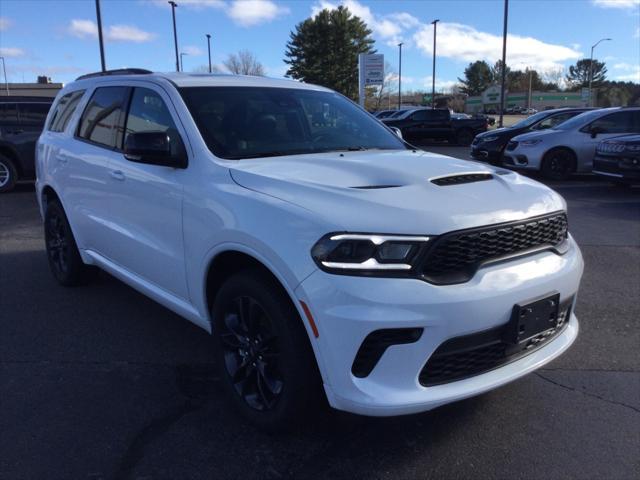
456 129 474 146
44 200 91 286
541 148 576 181
0 155 18 193
212 270 323 431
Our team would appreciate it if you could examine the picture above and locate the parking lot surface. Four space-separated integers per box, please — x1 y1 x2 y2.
1 149 639 479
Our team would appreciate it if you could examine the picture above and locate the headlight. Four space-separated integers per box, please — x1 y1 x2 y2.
520 139 542 146
311 233 430 274
481 135 499 142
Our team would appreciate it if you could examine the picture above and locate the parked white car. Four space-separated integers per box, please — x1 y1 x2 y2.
36 70 583 430
504 107 640 180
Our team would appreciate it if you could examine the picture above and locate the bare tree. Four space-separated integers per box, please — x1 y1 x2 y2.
542 67 564 90
191 64 223 73
224 50 265 76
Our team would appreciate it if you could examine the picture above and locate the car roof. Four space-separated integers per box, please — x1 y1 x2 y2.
69 71 332 93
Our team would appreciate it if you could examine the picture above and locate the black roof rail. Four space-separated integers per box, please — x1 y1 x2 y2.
75 68 153 81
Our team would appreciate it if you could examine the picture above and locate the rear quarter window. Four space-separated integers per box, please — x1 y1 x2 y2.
48 90 85 132
77 86 129 149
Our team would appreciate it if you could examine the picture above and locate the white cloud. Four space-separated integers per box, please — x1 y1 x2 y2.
0 17 11 31
182 45 204 56
312 1 419 46
592 0 640 9
614 62 638 70
68 19 155 42
422 76 460 92
615 66 640 82
413 22 582 72
0 47 25 58
227 0 290 27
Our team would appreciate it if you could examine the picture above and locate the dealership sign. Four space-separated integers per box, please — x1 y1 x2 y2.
358 53 384 106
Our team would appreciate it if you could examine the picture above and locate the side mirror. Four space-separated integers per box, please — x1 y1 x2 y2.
389 126 403 139
124 131 187 168
590 126 604 139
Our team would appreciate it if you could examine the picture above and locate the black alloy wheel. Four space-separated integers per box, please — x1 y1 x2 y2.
219 295 283 411
542 149 575 181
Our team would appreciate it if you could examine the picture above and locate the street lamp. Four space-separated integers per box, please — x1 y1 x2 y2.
588 37 611 107
397 42 403 109
206 34 212 73
180 52 188 72
0 57 9 96
431 19 439 109
498 0 509 128
168 1 179 72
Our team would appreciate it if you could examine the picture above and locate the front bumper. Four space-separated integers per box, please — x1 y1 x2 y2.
593 156 640 183
470 145 504 165
295 236 583 416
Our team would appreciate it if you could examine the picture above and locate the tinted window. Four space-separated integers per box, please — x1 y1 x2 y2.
411 110 428 121
589 111 639 134
0 103 18 124
532 112 576 130
78 87 129 148
49 90 85 132
124 88 178 145
18 103 51 126
180 87 405 160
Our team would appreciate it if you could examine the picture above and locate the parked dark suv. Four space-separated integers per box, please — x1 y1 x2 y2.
593 134 640 185
0 97 53 192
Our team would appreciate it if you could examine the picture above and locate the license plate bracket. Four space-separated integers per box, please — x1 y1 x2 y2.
506 293 560 344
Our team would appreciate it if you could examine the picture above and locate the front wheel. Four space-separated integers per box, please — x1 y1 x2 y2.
212 270 323 431
541 148 576 181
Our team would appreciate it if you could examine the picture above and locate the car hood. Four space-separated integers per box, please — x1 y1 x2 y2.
228 150 565 235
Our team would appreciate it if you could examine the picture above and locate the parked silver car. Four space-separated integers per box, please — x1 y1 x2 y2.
503 107 640 180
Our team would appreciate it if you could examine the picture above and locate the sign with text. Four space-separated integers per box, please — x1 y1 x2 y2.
361 54 384 86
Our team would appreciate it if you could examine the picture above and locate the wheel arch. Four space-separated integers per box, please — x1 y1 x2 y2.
541 146 578 171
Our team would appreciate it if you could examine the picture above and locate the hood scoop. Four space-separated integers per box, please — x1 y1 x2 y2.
431 173 494 186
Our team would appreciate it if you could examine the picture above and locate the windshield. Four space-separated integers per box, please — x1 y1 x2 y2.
552 109 604 131
511 110 553 129
180 87 406 160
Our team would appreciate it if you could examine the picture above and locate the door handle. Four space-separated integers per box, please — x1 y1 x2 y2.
110 170 125 181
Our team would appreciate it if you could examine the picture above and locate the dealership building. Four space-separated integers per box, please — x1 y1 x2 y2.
464 85 586 113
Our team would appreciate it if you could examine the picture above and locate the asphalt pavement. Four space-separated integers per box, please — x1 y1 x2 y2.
1 152 639 480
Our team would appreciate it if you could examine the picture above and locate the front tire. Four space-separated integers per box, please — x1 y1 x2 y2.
0 155 18 193
44 200 91 286
212 270 323 431
541 148 576 181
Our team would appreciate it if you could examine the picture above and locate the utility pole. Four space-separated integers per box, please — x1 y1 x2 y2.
169 1 179 72
397 42 403 109
498 0 508 128
588 38 611 107
431 19 439 109
95 0 106 71
528 68 532 109
180 52 188 72
206 34 212 73
0 57 9 96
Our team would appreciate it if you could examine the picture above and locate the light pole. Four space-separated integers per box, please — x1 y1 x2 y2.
397 42 403 109
498 0 508 128
588 37 611 107
206 34 212 73
431 19 439 109
0 57 9 96
180 52 188 72
527 68 532 109
168 1 179 72
95 0 106 71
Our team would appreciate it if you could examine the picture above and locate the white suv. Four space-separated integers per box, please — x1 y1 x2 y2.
36 70 583 430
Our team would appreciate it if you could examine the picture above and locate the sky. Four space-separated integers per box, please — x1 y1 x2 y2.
0 0 638 90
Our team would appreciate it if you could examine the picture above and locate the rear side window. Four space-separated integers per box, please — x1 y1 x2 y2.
77 86 129 149
18 103 51 126
124 88 178 145
0 103 18 125
49 90 85 132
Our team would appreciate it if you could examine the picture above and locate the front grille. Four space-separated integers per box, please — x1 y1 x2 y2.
431 173 493 186
420 212 568 285
419 301 572 386
506 141 518 151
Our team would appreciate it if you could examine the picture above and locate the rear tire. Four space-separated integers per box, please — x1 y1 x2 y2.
212 269 323 431
44 200 91 286
541 148 576 181
0 155 18 193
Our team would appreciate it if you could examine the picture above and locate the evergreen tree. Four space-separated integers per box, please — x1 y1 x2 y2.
457 61 493 96
284 6 375 100
565 58 607 89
